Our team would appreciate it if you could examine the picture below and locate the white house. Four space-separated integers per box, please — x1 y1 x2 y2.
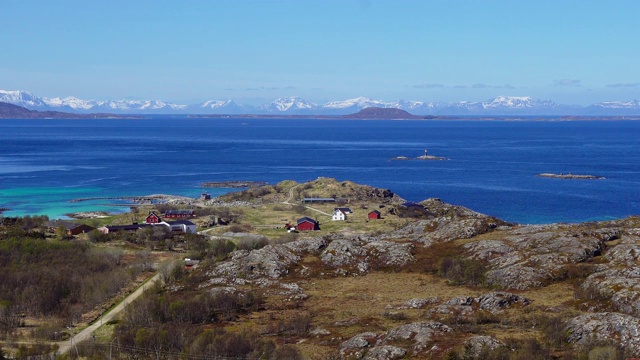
164 220 197 234
332 207 352 221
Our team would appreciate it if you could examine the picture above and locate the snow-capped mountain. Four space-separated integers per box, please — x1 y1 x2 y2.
259 96 318 113
1 89 638 116
0 90 48 108
592 99 640 109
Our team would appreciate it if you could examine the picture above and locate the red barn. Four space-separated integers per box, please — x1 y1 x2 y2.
368 210 381 220
296 217 319 231
145 211 161 224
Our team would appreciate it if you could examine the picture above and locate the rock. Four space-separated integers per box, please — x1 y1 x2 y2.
463 335 505 356
340 332 380 356
363 345 407 360
429 292 530 318
382 321 452 353
320 237 414 275
397 298 440 309
566 312 640 353
465 225 607 290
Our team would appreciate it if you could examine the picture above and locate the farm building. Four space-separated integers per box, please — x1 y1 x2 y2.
163 209 196 219
296 217 319 231
368 210 382 220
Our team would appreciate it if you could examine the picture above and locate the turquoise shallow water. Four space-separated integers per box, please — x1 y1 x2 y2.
1 118 639 224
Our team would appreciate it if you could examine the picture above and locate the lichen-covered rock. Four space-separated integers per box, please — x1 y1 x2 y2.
382 321 452 352
566 312 640 353
383 198 509 245
363 345 407 360
463 335 506 356
396 298 440 309
340 332 380 357
429 292 530 317
320 237 414 275
475 292 530 311
465 225 607 290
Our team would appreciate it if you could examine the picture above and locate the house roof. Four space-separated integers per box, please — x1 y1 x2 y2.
297 217 317 225
334 207 352 213
303 197 335 201
46 220 91 231
167 220 196 226
164 209 195 215
368 210 381 215
104 224 152 231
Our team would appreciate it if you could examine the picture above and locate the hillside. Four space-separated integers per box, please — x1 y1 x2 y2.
0 102 140 119
3 177 640 359
342 107 424 119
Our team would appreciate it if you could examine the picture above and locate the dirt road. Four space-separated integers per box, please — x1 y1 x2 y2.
57 272 162 355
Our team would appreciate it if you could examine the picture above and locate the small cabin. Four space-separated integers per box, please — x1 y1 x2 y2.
368 210 381 220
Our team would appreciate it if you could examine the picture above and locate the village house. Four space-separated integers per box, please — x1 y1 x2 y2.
368 210 382 220
296 217 319 231
145 211 162 224
100 212 197 234
332 207 352 221
46 220 95 236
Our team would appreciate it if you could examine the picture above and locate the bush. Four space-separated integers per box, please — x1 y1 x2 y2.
438 256 488 286
236 236 269 251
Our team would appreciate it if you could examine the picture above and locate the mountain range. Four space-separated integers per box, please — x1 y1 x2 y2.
1 90 639 116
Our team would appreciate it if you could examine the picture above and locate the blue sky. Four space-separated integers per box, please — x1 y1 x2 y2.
1 0 639 105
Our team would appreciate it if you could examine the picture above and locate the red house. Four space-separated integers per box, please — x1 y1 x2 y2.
296 217 319 231
368 210 381 220
145 211 162 224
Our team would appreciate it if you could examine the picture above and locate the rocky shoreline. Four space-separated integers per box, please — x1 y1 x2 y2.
201 181 268 188
537 173 605 180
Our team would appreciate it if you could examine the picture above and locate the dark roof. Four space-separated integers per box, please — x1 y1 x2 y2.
147 211 160 217
368 210 381 215
297 217 317 225
167 220 196 226
401 202 424 208
164 209 195 215
105 224 152 231
334 207 352 213
46 220 87 230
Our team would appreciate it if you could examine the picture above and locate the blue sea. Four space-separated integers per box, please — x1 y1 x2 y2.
1 117 639 224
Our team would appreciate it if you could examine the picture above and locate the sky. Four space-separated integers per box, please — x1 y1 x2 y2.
1 0 639 105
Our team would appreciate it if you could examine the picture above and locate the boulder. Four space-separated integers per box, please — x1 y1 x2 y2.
566 312 640 353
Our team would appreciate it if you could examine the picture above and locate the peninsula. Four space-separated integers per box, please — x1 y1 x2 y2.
2 177 639 359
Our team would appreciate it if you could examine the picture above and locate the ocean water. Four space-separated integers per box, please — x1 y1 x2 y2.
0 118 639 224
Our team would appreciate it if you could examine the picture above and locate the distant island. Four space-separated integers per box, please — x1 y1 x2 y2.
0 102 142 119
537 173 605 180
392 149 448 161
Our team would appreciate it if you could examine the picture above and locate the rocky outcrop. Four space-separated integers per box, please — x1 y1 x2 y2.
429 292 530 318
206 237 328 285
385 198 508 245
465 225 606 290
320 237 415 275
462 336 506 356
566 312 640 353
339 321 452 358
